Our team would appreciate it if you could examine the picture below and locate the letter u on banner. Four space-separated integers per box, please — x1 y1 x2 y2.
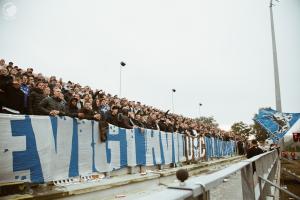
185 136 193 162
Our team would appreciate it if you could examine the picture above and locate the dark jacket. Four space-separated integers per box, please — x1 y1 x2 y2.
67 104 79 118
106 111 119 127
78 107 95 120
145 119 158 130
131 118 145 128
158 120 167 132
118 114 133 129
0 74 13 91
39 96 66 115
237 141 245 155
28 88 46 115
0 84 24 114
246 146 264 159
66 98 79 118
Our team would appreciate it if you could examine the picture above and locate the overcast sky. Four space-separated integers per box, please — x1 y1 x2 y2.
0 0 299 130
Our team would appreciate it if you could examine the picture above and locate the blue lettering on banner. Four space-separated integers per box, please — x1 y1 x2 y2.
69 118 79 177
11 116 44 183
151 130 156 165
159 132 165 164
135 128 146 165
106 126 127 168
91 121 96 172
172 134 175 163
50 117 58 152
0 114 238 183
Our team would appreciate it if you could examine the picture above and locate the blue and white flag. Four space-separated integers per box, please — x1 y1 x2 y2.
254 108 300 141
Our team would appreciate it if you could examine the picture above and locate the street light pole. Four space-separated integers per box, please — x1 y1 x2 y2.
269 0 282 112
119 61 126 98
198 103 202 118
172 89 176 113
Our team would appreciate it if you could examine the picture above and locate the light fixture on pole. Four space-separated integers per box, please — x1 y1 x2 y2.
198 103 202 118
269 0 282 112
119 61 126 98
171 89 176 113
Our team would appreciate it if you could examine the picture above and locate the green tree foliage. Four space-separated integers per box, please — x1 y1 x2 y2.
195 116 218 128
230 114 269 142
252 114 269 141
231 121 252 138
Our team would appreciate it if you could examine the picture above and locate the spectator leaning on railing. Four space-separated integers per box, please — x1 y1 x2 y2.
28 81 46 115
0 76 25 114
39 87 66 116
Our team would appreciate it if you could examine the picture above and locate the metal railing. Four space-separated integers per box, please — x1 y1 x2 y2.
137 150 295 200
258 176 300 200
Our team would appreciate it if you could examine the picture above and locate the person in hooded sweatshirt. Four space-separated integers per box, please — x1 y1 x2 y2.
28 81 46 115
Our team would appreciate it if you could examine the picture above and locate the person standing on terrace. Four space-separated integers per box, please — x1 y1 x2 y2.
28 81 46 115
20 74 30 114
39 87 66 116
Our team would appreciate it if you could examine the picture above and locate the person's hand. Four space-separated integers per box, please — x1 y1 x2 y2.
94 114 101 120
78 113 85 119
49 110 57 116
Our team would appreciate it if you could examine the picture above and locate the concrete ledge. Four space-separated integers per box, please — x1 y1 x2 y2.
0 156 244 200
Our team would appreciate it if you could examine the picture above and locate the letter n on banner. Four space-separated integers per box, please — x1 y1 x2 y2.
145 129 162 166
160 132 173 165
172 132 178 163
205 137 212 160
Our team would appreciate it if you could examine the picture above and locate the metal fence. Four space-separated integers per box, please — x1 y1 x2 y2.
137 150 288 200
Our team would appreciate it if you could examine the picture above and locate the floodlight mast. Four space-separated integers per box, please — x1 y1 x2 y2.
269 0 282 112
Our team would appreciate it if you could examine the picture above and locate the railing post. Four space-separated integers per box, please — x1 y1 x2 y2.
241 164 255 200
198 185 210 200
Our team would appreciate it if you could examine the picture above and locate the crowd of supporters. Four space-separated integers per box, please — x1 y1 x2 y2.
0 58 241 142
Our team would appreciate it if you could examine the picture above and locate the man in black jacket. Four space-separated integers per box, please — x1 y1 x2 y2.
0 77 24 114
66 97 79 118
247 139 264 173
78 102 100 120
246 140 264 159
28 81 45 115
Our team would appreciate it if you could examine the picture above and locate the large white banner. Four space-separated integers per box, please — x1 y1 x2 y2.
0 114 187 183
0 114 236 183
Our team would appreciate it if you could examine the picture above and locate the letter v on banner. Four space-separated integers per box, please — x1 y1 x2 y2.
32 116 74 182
